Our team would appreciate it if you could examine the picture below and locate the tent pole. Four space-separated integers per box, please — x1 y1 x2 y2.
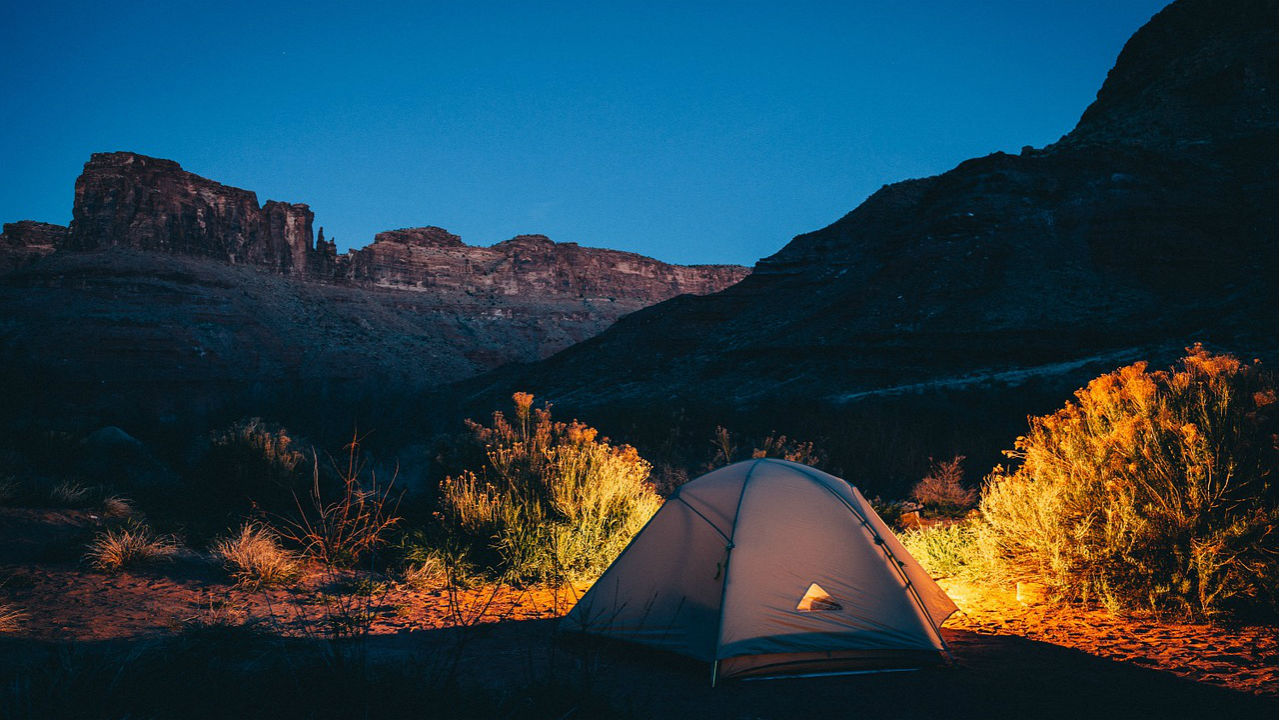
708 459 763 687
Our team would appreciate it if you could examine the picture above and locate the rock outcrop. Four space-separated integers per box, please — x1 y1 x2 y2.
348 227 743 300
66 152 316 273
0 151 747 438
48 151 747 298
0 221 65 271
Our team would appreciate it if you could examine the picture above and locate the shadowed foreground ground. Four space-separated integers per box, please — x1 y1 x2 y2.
1 618 1274 720
1 507 1275 718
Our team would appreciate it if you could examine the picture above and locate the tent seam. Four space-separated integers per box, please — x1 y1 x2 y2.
709 458 764 685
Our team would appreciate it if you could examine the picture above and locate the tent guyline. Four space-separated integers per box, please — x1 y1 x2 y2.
563 458 959 683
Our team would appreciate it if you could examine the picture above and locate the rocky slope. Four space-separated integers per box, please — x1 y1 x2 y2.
0 156 746 436
450 0 1277 478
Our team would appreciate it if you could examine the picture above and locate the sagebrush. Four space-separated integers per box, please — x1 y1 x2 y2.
438 392 661 583
979 346 1277 617
901 519 991 582
910 455 976 514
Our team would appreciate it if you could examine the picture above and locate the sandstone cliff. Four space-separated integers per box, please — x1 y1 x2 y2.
30 151 746 299
0 154 747 436
65 153 316 273
348 227 741 300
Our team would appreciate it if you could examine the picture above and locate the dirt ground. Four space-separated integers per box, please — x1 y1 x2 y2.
1 507 1276 718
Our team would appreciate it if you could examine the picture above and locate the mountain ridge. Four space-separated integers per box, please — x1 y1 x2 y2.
0 154 747 437
441 0 1276 480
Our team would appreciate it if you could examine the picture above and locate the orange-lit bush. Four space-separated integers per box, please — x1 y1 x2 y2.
910 455 977 514
439 393 660 582
980 346 1277 617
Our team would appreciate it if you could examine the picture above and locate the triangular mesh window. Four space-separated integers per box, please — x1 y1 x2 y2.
796 582 842 612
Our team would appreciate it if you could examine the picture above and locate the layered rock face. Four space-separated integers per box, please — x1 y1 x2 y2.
0 151 746 435
34 151 746 298
349 228 743 300
458 0 1276 428
0 221 65 271
66 152 315 273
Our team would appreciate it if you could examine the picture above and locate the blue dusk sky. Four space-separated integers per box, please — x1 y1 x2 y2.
1 1 1170 266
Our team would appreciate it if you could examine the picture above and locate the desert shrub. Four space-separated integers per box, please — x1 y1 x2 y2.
193 418 307 517
212 522 301 587
277 436 400 568
84 522 179 572
910 455 977 515
901 519 991 581
979 346 1277 618
707 425 829 471
867 495 917 531
438 393 661 583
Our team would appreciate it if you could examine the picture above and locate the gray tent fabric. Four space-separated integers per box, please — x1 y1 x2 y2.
561 458 958 683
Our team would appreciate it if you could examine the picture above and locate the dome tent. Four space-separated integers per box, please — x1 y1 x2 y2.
561 458 958 684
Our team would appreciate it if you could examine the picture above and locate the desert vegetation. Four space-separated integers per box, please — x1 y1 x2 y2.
909 456 977 515
905 347 1277 619
84 522 180 573
434 392 661 583
277 436 401 568
1 352 1277 718
0 598 23 632
211 522 301 587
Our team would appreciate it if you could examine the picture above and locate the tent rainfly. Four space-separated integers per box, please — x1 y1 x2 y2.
562 458 958 684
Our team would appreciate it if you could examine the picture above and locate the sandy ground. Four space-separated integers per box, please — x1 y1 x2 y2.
1 506 1276 718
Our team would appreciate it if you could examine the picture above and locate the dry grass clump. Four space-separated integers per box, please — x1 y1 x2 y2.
212 523 301 587
439 392 661 583
100 495 135 518
910 456 977 514
197 417 307 517
400 554 448 591
50 480 94 507
84 523 179 572
210 418 305 476
0 600 24 632
979 346 1277 618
